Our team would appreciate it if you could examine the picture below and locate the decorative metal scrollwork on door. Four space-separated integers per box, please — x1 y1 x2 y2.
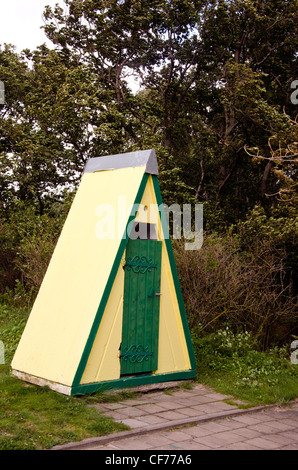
120 344 153 363
124 255 157 274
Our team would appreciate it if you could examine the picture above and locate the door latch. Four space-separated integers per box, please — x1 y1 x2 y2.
148 287 154 298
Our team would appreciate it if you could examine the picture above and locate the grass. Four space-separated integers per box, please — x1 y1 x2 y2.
1 302 298 449
0 303 131 450
0 364 131 450
192 327 298 406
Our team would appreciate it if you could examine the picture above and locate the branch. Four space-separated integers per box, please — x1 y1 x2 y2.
254 41 285 67
195 158 205 199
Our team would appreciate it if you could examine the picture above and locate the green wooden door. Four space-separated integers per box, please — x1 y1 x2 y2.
120 238 162 376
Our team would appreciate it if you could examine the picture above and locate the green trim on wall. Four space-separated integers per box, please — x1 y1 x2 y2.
71 369 196 396
72 171 196 392
72 173 149 387
151 175 196 371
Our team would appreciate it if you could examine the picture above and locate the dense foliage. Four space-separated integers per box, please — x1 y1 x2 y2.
0 0 297 346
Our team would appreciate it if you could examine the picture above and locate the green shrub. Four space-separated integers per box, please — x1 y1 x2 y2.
0 198 72 300
174 232 298 348
0 303 28 362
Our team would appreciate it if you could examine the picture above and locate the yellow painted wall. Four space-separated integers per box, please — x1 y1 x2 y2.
79 176 191 384
80 263 124 384
157 243 191 374
12 166 146 386
143 177 191 374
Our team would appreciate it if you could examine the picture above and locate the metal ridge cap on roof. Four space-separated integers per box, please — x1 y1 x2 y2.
83 149 159 175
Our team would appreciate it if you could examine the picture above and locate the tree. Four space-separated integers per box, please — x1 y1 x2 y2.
2 0 298 221
0 43 126 214
182 0 297 227
247 114 298 204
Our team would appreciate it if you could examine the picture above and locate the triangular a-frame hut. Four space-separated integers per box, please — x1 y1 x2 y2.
12 149 196 395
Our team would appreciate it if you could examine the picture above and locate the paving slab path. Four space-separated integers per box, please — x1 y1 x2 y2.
52 383 298 451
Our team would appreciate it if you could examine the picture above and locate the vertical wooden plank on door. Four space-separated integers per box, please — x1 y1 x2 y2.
120 238 162 376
